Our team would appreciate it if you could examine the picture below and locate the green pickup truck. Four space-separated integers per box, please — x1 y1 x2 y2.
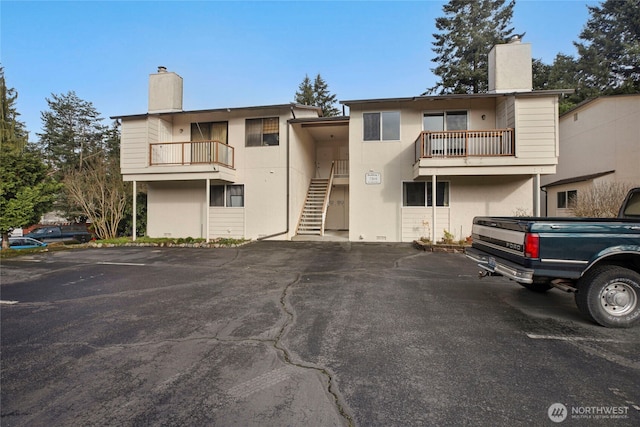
466 187 640 328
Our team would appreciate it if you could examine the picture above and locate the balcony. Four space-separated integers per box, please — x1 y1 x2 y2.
414 129 514 162
150 140 234 168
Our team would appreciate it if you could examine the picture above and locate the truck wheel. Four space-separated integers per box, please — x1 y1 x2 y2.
575 265 640 328
520 280 552 293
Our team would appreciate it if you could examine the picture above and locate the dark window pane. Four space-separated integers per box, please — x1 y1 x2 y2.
210 186 224 207
246 119 262 147
403 182 425 206
557 192 567 209
427 181 449 206
363 113 381 141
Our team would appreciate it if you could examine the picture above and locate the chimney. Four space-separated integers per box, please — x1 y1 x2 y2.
148 67 183 113
488 41 532 93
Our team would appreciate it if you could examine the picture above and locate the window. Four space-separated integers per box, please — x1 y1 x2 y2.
210 185 244 207
423 111 468 155
402 181 450 207
191 122 228 143
557 190 577 209
403 182 426 206
423 111 468 131
246 118 279 146
191 122 228 163
363 111 400 141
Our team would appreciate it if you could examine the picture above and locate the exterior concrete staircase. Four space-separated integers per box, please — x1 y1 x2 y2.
296 163 335 236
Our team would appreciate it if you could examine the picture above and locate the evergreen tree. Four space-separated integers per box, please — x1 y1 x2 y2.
313 74 340 117
426 0 516 94
294 73 340 117
0 69 60 248
533 54 582 114
1 67 28 153
574 0 640 97
38 91 108 173
295 74 315 106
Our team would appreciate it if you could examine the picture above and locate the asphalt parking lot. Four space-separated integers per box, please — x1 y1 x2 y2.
1 242 639 426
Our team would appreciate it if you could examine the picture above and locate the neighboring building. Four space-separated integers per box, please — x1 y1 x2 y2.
115 41 569 243
540 94 640 216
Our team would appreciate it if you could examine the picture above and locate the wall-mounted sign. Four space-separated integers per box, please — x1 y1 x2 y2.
365 172 381 185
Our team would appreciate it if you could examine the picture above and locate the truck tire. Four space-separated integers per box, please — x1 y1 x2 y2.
575 265 640 328
520 279 552 293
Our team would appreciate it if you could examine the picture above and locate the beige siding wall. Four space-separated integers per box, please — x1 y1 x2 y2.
348 98 538 242
209 208 245 238
147 181 205 238
448 175 534 239
550 95 640 184
121 119 149 172
401 208 450 242
515 97 558 159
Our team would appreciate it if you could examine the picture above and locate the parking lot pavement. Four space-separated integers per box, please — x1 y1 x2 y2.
1 242 639 426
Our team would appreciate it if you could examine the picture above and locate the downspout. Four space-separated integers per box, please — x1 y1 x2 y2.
257 111 292 241
541 186 548 216
132 181 137 241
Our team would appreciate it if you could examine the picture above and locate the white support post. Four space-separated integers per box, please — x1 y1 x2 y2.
132 181 137 241
432 175 437 243
205 179 210 242
534 173 541 217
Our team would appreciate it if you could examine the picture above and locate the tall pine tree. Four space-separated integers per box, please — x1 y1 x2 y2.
0 68 60 248
426 0 516 95
38 91 108 173
575 0 640 97
294 73 340 117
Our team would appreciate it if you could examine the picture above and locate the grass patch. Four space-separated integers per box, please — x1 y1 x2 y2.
93 236 249 247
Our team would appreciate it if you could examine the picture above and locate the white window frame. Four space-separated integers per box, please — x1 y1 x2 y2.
402 181 450 207
210 184 245 207
363 111 401 141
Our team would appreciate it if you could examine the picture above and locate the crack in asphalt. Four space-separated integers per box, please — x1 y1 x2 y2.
273 273 355 427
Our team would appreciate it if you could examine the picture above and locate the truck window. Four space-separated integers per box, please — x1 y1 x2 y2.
622 191 640 217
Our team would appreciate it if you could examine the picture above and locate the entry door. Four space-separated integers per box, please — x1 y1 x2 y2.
326 186 349 230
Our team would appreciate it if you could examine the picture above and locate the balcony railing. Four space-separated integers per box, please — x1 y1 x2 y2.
150 140 234 168
414 129 514 162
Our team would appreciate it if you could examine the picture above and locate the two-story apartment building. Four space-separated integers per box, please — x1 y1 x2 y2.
540 94 640 216
115 41 570 243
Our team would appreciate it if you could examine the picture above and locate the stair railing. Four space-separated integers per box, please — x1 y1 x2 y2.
320 162 335 236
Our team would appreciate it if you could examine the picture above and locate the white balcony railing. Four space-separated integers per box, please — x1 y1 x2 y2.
414 129 514 162
150 140 234 168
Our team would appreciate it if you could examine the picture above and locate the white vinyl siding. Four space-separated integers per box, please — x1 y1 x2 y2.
209 208 245 239
120 119 149 171
515 97 557 158
401 207 450 242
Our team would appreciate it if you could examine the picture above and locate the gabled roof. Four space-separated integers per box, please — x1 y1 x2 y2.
541 170 615 189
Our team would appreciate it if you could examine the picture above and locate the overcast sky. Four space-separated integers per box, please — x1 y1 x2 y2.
2 0 597 138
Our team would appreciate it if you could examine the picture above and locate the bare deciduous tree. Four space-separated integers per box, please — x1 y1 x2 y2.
64 157 128 239
571 181 635 218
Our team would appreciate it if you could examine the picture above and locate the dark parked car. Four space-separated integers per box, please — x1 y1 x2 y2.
1 237 48 250
25 225 93 243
